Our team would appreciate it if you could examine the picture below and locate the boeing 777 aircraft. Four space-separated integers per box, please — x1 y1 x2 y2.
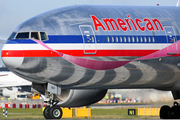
1 5 180 119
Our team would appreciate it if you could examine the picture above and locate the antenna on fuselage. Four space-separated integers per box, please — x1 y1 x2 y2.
176 0 179 7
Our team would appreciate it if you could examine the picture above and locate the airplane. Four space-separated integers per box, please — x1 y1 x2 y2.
0 70 31 90
1 5 180 119
0 67 32 101
0 66 32 92
2 87 31 100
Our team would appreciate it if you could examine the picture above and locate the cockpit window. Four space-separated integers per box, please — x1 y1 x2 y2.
8 32 17 40
16 32 29 39
40 32 48 40
31 32 40 40
14 31 48 41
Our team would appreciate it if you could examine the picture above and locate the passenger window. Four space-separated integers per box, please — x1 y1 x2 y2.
124 37 126 42
16 32 29 39
112 37 114 42
31 32 40 40
132 37 135 42
128 37 130 42
144 37 147 42
107 36 110 42
120 37 122 42
140 37 143 42
116 37 118 42
136 37 139 42
148 37 151 42
40 32 48 41
152 37 155 42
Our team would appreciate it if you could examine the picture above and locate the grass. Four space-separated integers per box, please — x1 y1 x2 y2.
92 108 159 119
0 108 44 119
0 108 160 119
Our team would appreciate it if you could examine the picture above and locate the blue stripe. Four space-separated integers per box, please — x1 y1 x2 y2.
6 35 178 44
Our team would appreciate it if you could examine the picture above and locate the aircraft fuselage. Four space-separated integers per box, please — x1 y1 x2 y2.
2 5 180 91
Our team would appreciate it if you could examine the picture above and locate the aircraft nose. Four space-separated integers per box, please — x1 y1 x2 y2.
1 41 24 68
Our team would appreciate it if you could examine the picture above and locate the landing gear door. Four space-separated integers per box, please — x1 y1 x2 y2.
164 26 177 55
79 25 97 54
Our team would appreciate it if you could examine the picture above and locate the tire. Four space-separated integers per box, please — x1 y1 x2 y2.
170 106 180 119
160 105 170 119
168 106 176 119
43 106 50 119
48 106 63 119
175 106 180 119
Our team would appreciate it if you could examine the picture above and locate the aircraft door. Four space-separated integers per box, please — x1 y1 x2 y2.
164 26 177 55
79 25 97 54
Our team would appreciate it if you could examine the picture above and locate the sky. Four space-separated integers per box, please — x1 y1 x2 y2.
0 0 180 65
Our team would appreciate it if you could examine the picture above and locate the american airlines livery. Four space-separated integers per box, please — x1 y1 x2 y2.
1 5 180 119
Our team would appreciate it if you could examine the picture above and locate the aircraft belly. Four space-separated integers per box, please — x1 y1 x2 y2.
11 56 180 89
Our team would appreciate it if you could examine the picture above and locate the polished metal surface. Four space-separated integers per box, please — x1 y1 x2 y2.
3 5 180 91
8 56 180 90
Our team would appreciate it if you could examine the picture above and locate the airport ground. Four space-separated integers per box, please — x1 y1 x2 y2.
0 108 160 119
0 102 173 119
0 91 175 119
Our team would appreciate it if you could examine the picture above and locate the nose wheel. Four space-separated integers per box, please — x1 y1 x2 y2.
43 106 50 119
42 93 63 119
43 106 63 119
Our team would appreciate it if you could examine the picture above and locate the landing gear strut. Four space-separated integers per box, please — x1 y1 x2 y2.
160 102 180 119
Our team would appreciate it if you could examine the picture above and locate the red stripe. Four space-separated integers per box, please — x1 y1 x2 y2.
84 50 96 53
2 49 160 57
2 50 24 57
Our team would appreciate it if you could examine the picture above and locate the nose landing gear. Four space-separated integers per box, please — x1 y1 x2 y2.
160 102 180 119
42 93 63 119
43 106 63 119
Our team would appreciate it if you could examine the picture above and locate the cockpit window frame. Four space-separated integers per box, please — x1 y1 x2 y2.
8 32 17 40
13 31 48 41
30 31 40 40
15 32 30 39
40 32 49 41
30 31 48 41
